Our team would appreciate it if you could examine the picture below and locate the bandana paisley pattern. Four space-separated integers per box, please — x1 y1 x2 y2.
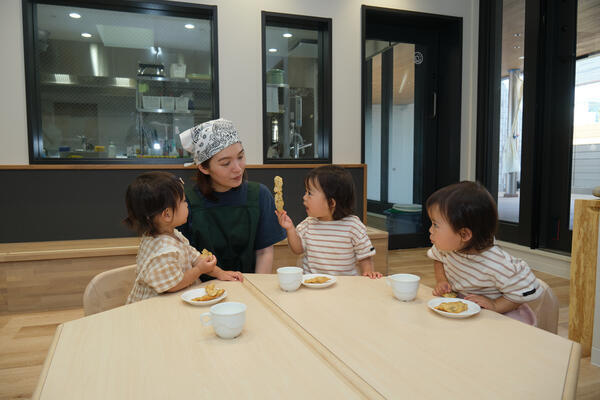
187 119 241 164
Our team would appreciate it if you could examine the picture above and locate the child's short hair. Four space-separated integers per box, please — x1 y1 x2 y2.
426 181 497 251
124 171 184 236
305 165 355 220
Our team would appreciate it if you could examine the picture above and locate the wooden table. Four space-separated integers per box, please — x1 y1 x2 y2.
35 275 580 399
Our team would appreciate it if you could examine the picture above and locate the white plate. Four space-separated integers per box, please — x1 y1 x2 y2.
302 274 337 288
181 287 227 306
427 297 481 319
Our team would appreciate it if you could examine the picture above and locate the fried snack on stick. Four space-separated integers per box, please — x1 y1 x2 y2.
273 176 284 211
200 249 213 260
434 301 468 313
304 276 330 284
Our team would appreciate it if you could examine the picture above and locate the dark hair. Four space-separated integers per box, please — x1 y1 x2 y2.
425 181 498 252
124 171 184 236
305 165 355 220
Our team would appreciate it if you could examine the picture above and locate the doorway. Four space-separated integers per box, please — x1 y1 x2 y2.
362 6 463 249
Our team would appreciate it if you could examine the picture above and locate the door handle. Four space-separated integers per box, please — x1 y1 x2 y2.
432 91 437 118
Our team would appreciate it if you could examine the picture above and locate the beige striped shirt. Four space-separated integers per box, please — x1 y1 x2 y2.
297 216 376 275
427 244 542 303
126 229 200 304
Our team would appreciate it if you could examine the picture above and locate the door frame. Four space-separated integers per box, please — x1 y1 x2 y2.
361 5 463 249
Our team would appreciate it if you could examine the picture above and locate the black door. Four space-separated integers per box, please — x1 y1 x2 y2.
362 6 463 249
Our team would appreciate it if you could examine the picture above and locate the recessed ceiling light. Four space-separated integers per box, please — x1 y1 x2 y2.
184 24 195 29
513 45 521 49
513 33 522 37
81 33 92 38
268 48 278 53
519 56 525 60
69 12 81 19
283 33 292 38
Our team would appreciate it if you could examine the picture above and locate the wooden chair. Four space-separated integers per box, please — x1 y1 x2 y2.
529 278 559 334
83 264 137 316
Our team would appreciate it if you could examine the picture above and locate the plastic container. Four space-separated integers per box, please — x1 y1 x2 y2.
142 96 160 109
161 97 175 111
175 96 189 111
169 63 186 78
383 204 423 234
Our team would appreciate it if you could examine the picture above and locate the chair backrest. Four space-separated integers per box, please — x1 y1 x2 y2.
528 278 559 334
83 264 137 316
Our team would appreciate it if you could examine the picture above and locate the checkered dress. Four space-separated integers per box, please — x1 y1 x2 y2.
126 229 201 304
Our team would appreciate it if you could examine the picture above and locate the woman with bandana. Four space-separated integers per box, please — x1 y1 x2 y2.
178 119 286 275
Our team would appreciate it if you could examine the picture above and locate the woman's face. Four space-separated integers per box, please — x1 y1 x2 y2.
199 143 246 192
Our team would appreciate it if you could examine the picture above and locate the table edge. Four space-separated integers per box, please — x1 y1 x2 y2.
32 323 63 400
562 342 582 400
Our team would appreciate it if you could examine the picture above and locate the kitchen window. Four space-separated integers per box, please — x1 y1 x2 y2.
262 12 331 163
22 0 218 163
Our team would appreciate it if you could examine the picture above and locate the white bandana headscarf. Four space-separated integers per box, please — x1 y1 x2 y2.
179 118 241 166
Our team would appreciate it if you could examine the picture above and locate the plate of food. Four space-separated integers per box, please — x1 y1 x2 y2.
302 274 337 288
181 283 227 306
427 297 481 319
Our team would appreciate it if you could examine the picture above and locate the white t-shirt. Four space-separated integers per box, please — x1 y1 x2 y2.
427 244 542 303
296 215 376 275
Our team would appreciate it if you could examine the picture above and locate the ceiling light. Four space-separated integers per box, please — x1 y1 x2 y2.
283 33 292 38
519 56 525 60
268 48 277 53
69 12 81 19
184 24 195 29
513 45 520 49
81 33 92 38
513 33 522 37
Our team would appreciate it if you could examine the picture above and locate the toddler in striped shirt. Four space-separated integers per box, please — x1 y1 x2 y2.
275 165 382 278
426 181 541 323
124 172 243 304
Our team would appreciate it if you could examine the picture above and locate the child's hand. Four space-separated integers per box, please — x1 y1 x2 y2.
275 210 295 231
432 281 452 296
464 294 495 311
362 270 383 279
214 269 244 282
194 254 217 275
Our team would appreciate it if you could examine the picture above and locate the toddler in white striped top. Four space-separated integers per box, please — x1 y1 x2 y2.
426 181 542 323
275 165 382 278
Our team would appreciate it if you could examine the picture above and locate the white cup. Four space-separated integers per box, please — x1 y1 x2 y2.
200 302 246 339
277 266 303 292
387 273 420 301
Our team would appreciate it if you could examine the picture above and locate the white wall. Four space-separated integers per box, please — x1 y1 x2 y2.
0 0 478 179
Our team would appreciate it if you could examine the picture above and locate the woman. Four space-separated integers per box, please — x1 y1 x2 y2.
178 118 286 274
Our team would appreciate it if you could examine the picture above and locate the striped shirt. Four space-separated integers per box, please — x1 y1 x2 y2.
126 229 200 304
427 244 542 303
297 215 376 275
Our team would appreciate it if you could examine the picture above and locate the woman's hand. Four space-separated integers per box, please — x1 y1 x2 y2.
275 210 295 231
213 268 244 282
432 281 452 296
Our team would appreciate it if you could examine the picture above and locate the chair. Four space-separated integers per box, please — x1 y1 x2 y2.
528 278 559 334
83 264 137 316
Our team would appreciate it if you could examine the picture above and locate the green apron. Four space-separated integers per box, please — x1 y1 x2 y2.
184 182 260 273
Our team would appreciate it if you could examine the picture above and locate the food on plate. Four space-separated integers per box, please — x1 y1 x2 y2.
434 301 468 313
200 248 213 260
304 276 330 284
273 176 284 211
442 292 458 298
192 283 225 302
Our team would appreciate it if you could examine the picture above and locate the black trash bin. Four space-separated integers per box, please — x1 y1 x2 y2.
383 204 422 234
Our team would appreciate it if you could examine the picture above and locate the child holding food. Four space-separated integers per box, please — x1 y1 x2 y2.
275 165 382 279
124 172 243 304
426 181 542 323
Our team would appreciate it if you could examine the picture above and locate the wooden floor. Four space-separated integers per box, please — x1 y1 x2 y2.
0 248 599 399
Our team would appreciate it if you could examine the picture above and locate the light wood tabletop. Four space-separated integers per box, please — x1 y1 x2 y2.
34 274 581 399
245 274 581 400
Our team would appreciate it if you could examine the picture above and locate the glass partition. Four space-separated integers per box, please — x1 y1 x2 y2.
25 1 217 162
